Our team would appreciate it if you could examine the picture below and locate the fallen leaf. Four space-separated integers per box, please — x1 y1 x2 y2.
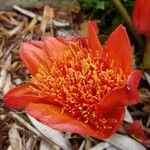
89 142 110 150
28 115 71 150
105 133 146 150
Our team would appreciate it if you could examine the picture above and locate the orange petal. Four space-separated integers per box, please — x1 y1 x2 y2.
19 42 49 75
4 83 51 110
44 37 68 58
57 36 88 49
126 70 142 100
117 70 142 106
128 121 150 147
89 21 98 33
26 103 125 139
64 36 88 49
28 40 44 49
95 70 142 113
133 0 150 36
104 25 132 77
88 21 103 56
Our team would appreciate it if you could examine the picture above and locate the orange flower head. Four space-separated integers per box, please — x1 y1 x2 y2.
4 22 142 139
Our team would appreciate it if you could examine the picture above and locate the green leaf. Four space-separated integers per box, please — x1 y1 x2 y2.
96 1 105 10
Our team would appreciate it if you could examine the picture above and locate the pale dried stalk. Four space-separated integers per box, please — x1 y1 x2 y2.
2 73 12 94
10 112 42 137
25 137 37 150
79 140 85 150
28 18 38 31
41 5 54 33
0 53 12 91
13 5 42 21
8 127 23 150
8 22 24 36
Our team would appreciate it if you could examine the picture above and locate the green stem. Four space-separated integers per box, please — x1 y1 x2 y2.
111 0 144 54
143 36 150 68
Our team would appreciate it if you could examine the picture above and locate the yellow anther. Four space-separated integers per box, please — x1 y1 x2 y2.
85 120 88 123
92 70 99 81
110 60 114 68
91 63 96 69
79 75 86 79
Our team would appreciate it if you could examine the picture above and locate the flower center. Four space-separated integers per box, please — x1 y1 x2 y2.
29 43 126 134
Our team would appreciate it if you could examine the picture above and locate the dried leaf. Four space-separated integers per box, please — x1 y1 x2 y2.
106 145 119 150
144 71 150 86
89 142 110 150
39 140 60 150
124 108 133 123
53 18 70 27
105 133 146 150
28 115 71 150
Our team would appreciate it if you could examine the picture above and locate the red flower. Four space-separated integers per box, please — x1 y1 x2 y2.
133 0 150 36
4 22 142 139
127 121 150 147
